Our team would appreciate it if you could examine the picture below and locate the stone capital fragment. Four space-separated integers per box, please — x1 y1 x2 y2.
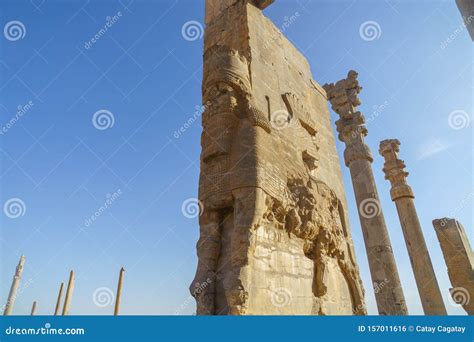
379 139 414 201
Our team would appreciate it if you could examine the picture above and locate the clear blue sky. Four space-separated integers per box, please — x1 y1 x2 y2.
0 0 472 315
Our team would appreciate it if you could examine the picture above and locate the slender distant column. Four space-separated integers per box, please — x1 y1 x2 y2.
30 301 37 316
62 271 75 315
324 71 407 315
54 282 64 315
3 255 26 316
380 139 447 315
114 267 125 316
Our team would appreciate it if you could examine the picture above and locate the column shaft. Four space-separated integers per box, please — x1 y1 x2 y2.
324 71 407 315
380 139 446 315
54 282 64 315
3 255 26 316
394 197 446 314
30 301 37 316
114 267 125 316
62 271 75 316
348 159 407 315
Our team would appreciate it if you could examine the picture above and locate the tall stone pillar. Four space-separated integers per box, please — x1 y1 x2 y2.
114 267 125 316
433 218 474 314
30 301 37 315
3 255 26 316
324 71 407 315
54 282 64 315
379 139 446 315
62 271 75 315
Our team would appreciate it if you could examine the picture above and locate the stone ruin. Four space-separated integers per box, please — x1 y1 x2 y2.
190 0 365 315
190 0 473 316
433 218 474 315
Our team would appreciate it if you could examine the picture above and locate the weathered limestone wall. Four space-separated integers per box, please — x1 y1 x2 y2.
191 0 365 315
433 218 474 314
245 3 361 315
246 5 348 204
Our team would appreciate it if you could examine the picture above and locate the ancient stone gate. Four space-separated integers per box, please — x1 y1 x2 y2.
191 0 366 315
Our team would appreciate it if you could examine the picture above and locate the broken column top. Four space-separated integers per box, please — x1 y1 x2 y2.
379 139 408 179
433 217 474 292
433 217 473 261
323 71 366 141
16 255 26 271
379 139 401 155
323 71 363 124
323 70 362 118
205 0 274 25
323 71 372 165
433 217 466 233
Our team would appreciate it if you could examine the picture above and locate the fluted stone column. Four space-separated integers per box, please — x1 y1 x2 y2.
380 139 446 315
3 255 26 316
324 71 407 315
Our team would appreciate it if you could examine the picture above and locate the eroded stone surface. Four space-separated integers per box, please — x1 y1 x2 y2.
433 218 474 314
191 0 366 315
